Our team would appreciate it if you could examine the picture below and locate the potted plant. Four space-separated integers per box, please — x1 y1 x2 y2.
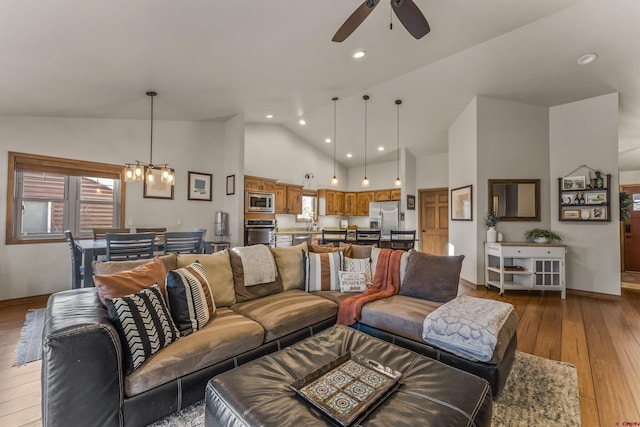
485 211 498 243
524 228 562 244
620 191 632 222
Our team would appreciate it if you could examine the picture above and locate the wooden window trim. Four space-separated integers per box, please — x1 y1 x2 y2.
6 152 127 244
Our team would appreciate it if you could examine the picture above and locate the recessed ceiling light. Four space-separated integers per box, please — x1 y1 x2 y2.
378 146 384 151
325 138 331 143
353 51 366 59
346 153 353 158
266 114 274 119
577 53 597 65
299 119 306 125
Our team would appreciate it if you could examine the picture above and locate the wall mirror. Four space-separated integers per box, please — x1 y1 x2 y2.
488 179 540 221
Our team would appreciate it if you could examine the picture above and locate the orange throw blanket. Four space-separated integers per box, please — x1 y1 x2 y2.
337 249 404 326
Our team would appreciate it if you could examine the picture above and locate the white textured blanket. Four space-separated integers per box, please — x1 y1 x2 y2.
422 295 513 362
232 245 277 286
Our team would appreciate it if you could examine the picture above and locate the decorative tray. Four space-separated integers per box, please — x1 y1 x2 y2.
290 352 401 427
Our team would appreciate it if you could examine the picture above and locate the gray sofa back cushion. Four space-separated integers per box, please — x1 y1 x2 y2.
399 252 464 302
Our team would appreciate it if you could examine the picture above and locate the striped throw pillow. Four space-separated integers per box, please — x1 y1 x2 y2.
166 261 216 336
105 285 180 374
306 251 343 292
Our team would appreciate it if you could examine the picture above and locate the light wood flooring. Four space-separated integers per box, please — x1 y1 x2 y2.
1 287 640 427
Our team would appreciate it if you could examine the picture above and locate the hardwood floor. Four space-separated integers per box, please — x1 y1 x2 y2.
1 288 639 426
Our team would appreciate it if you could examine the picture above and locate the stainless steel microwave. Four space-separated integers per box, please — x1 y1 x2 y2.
245 191 275 213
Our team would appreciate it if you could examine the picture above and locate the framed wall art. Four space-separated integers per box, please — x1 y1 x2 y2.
407 194 416 210
226 174 235 195
188 171 212 201
143 168 175 200
451 185 472 221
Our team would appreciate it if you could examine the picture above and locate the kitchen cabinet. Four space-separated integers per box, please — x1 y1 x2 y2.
244 175 276 193
357 192 374 216
390 188 401 201
318 189 344 216
344 192 358 216
374 188 401 202
274 184 287 214
485 242 566 298
274 184 303 215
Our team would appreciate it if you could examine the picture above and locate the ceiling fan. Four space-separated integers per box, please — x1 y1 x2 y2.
332 0 430 42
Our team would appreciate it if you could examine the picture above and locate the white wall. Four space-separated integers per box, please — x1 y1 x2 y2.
448 98 478 283
620 170 640 185
347 161 398 191
244 123 347 190
416 152 449 190
0 116 225 300
403 149 418 236
224 114 246 247
550 93 620 295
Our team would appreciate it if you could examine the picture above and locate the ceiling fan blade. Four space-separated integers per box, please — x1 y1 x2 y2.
391 0 430 39
332 0 380 42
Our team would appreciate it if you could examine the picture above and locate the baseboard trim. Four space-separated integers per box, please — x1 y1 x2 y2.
459 278 479 289
566 288 621 301
0 294 50 308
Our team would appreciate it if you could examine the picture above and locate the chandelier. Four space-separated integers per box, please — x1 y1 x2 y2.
124 91 175 185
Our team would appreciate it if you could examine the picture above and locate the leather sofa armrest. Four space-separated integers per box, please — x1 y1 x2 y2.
42 288 124 427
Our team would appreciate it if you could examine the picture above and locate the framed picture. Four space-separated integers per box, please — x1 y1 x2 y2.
188 171 212 201
562 209 580 220
451 185 472 221
143 168 174 199
560 192 576 205
226 174 235 195
562 176 586 191
407 194 415 210
591 206 607 220
585 192 607 204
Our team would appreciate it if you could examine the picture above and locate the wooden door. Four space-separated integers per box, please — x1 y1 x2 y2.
419 188 449 255
623 185 640 271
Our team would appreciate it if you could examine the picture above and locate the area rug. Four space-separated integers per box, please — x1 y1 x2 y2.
148 351 580 427
14 308 46 366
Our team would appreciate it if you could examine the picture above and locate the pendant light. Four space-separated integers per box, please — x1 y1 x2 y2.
124 91 175 186
330 97 339 186
361 95 370 188
394 99 402 187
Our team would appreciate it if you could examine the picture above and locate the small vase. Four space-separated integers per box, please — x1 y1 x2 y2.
534 237 549 244
487 227 497 243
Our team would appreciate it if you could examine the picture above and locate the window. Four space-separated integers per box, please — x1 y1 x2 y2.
7 152 125 244
296 193 317 223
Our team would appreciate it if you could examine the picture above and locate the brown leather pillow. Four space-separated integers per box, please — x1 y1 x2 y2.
309 244 343 253
340 243 373 259
228 250 283 303
94 257 168 305
399 251 465 302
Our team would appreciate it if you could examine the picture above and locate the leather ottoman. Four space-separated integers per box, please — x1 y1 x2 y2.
205 325 492 426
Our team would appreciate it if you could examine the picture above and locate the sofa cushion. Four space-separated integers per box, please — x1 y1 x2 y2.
105 285 180 374
371 248 409 285
231 290 338 342
228 250 283 303
309 244 343 253
270 243 307 291
311 290 354 305
124 307 264 397
306 251 343 292
93 256 169 304
177 251 236 307
166 261 216 336
338 243 374 259
92 253 177 276
399 252 464 302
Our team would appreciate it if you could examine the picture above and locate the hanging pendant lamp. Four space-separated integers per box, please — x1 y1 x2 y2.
394 99 402 187
361 95 370 188
124 91 175 186
331 97 339 186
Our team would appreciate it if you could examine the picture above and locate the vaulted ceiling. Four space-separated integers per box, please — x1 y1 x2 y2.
1 1 638 169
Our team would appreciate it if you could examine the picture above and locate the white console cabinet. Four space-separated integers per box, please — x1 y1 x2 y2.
485 242 566 299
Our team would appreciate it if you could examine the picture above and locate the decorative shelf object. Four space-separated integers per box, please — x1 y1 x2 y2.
558 165 611 222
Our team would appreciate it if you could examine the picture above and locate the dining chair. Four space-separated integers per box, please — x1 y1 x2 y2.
389 230 416 251
64 230 84 289
106 232 156 261
136 227 167 242
321 229 347 247
164 231 204 254
355 229 381 247
92 227 131 240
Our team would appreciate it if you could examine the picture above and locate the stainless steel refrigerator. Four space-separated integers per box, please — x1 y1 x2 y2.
368 201 400 237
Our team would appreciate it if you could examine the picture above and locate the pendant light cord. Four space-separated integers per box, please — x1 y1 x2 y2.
333 97 338 177
396 99 401 178
364 95 369 177
148 91 156 166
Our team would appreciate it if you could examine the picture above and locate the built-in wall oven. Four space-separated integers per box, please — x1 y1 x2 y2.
245 192 275 213
244 219 276 246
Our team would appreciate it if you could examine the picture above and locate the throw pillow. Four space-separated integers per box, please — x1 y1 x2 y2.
309 244 343 253
344 256 372 286
166 261 216 336
177 251 236 307
228 249 284 303
306 251 343 292
338 271 368 293
105 285 180 374
92 253 177 276
340 243 374 259
399 251 465 302
270 242 308 291
94 257 168 305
